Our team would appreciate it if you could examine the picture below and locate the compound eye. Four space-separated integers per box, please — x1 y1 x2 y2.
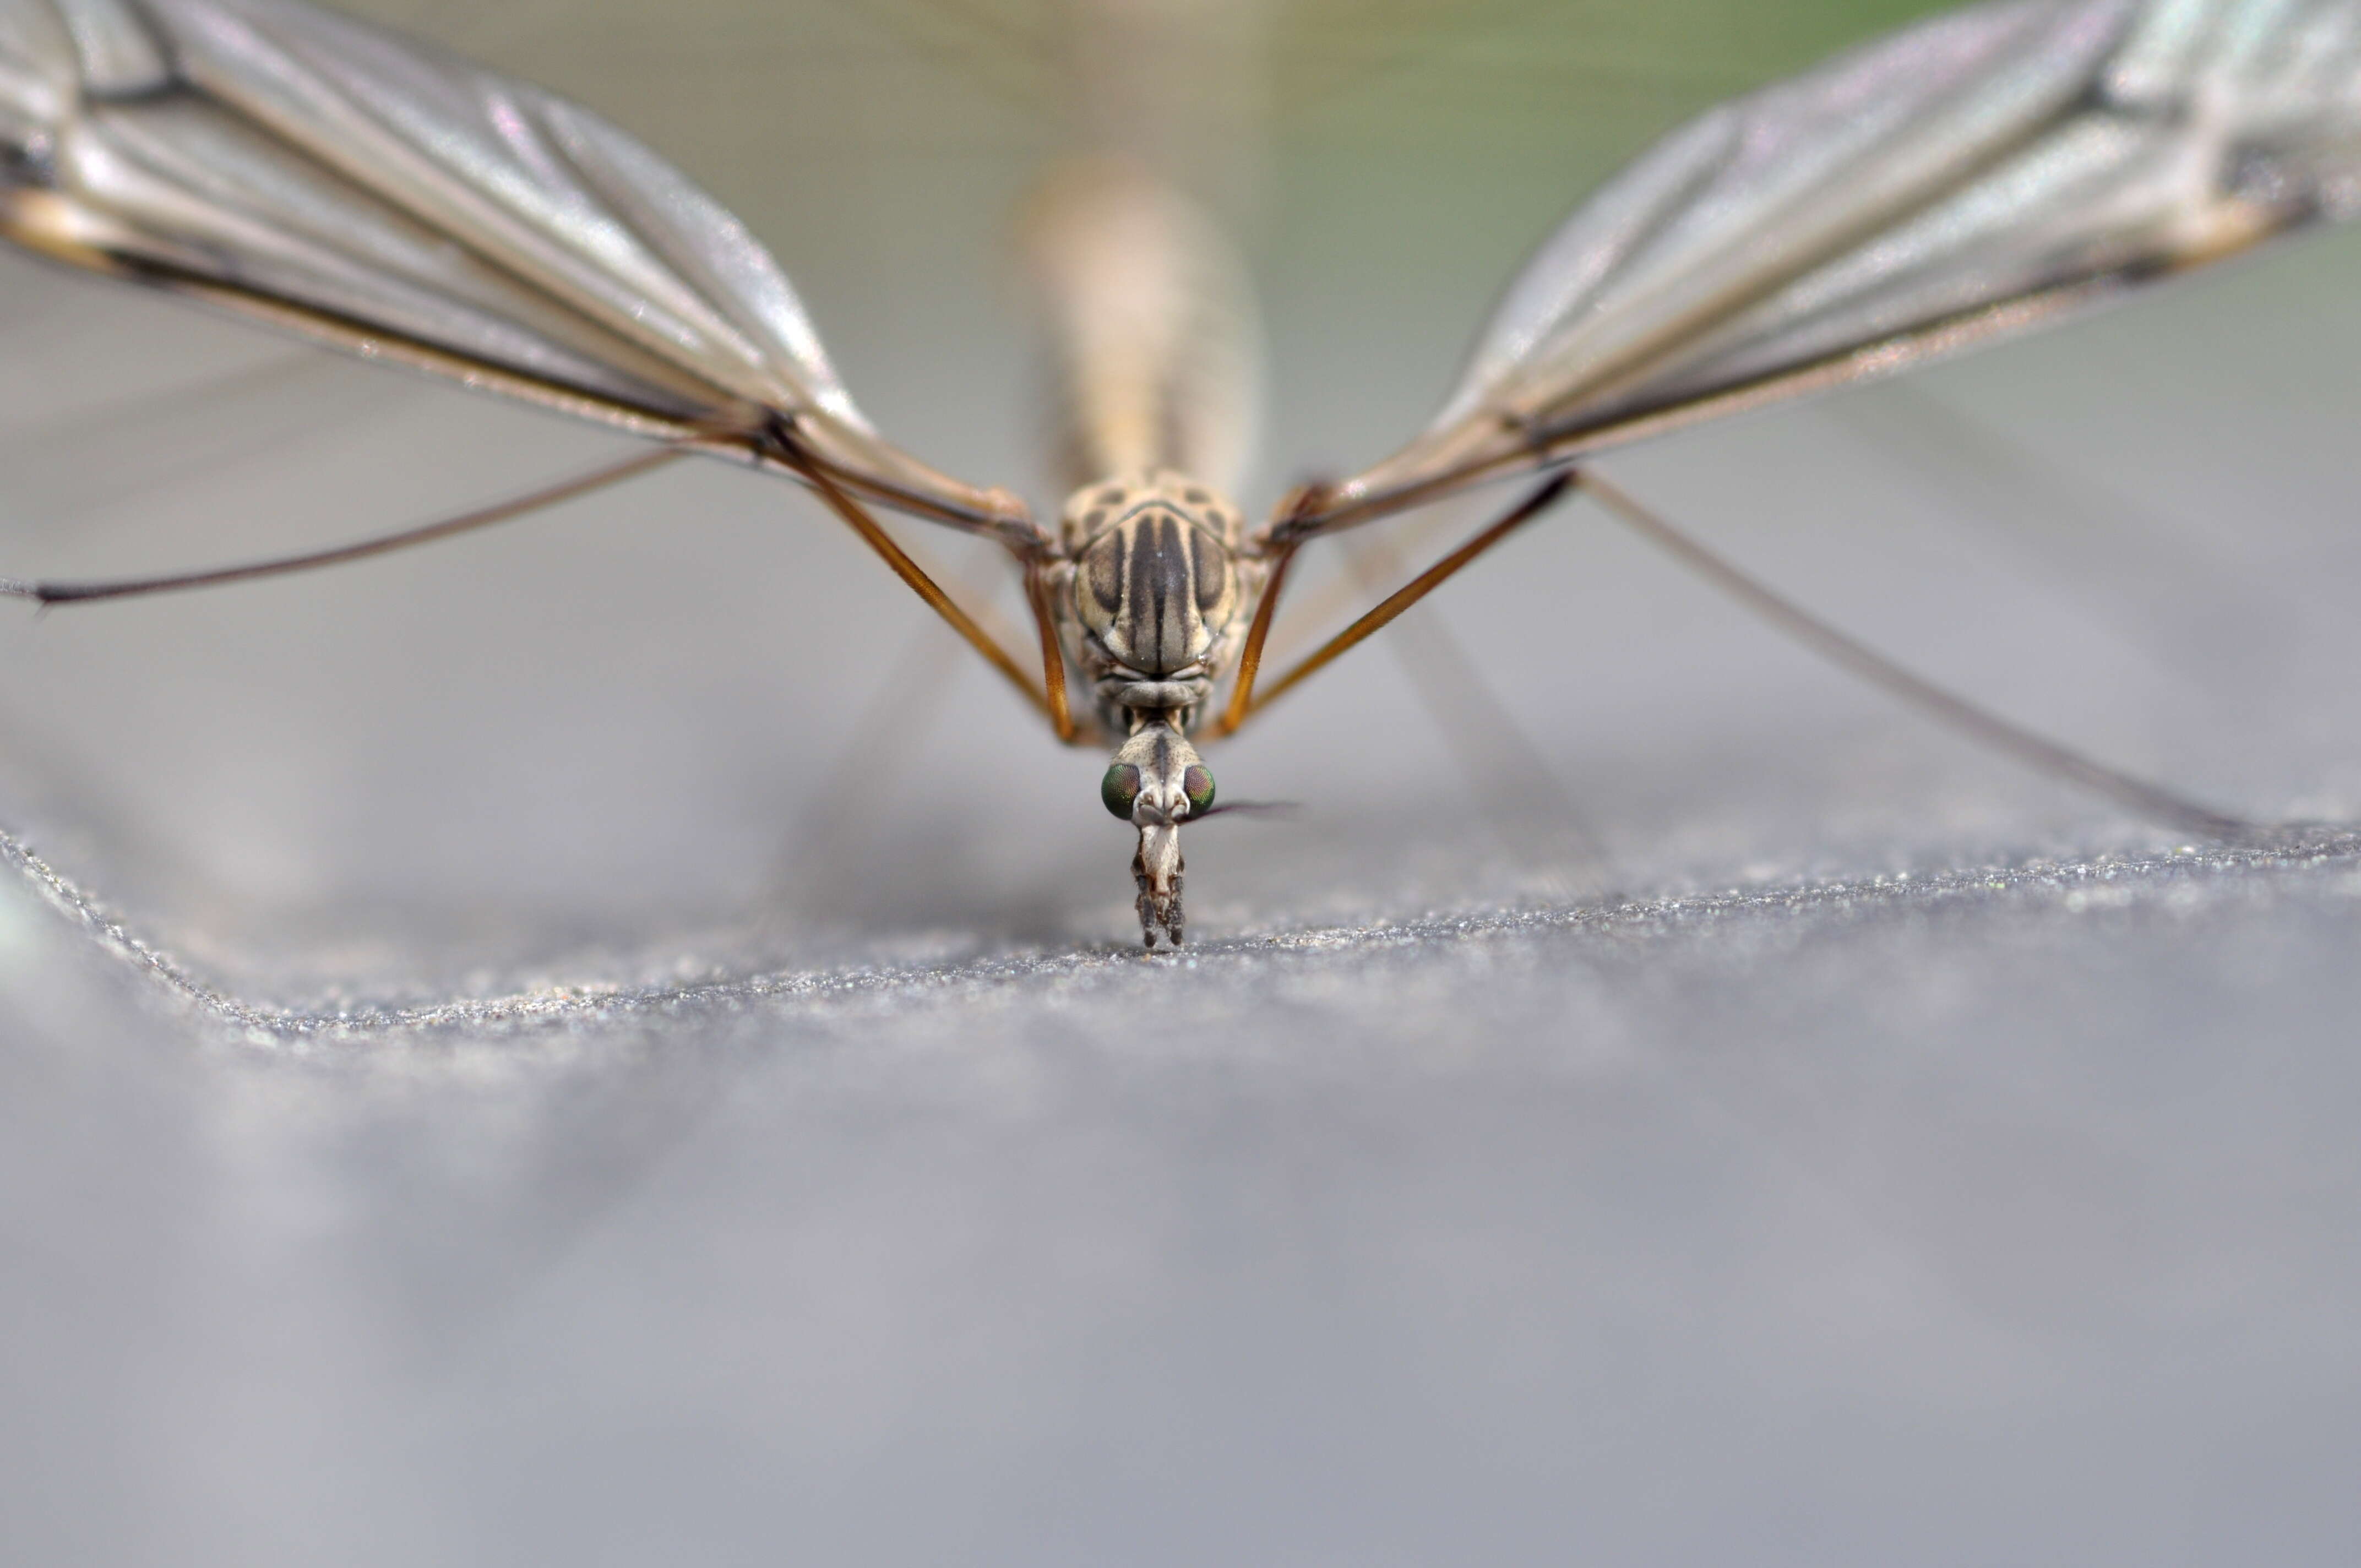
1182 763 1216 817
1101 762 1143 820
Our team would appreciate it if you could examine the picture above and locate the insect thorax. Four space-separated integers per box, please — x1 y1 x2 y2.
1051 469 1257 734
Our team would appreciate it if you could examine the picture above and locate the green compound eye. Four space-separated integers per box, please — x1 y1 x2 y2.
1101 762 1143 820
1182 763 1216 817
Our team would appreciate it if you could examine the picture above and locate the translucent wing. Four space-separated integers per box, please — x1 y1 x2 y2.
1293 0 2361 536
0 0 1035 540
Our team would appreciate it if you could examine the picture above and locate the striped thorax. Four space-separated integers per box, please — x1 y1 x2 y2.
1052 469 1258 734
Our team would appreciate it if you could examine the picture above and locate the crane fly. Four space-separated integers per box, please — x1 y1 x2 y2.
1 0 2357 948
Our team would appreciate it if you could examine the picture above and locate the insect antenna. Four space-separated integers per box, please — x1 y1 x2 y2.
1188 800 1298 822
1 445 690 605
1579 469 2264 842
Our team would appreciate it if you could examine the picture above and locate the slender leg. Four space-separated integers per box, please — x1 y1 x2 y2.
1218 538 1313 737
778 444 1057 723
1580 469 2261 841
1024 560 1079 743
1214 541 1300 736
1 446 689 603
1257 506 1462 670
1218 471 1573 734
6 413 1072 738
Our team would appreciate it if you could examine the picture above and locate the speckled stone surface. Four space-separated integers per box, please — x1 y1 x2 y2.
6 818 2361 1565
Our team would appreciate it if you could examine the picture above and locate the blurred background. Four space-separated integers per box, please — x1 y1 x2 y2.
3 2 2359 1562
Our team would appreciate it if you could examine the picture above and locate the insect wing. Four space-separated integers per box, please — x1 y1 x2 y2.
0 0 1025 533
1299 0 2361 535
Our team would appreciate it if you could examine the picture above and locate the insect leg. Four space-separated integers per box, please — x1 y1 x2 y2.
777 448 1058 725
1024 560 1079 743
1216 471 1573 734
1 446 689 605
1580 469 2260 841
1214 539 1301 736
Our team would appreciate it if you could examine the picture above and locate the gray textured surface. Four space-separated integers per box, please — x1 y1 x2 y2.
4 2 2361 1562
7 827 2361 1566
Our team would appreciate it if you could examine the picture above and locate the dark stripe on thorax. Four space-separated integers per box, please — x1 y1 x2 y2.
1129 510 1193 667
